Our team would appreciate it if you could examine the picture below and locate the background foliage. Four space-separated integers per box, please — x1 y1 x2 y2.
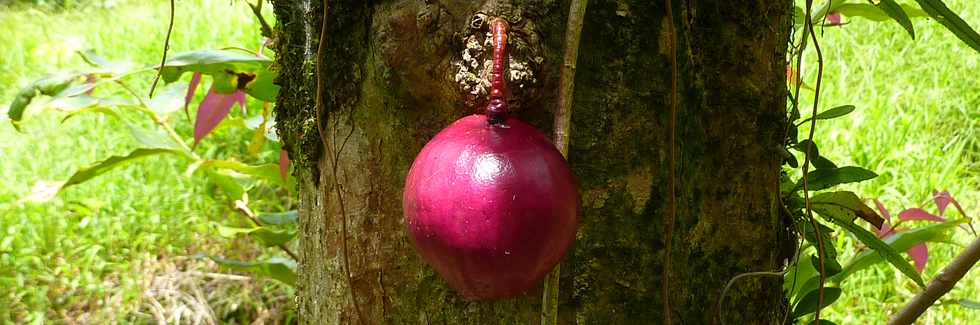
0 0 976 323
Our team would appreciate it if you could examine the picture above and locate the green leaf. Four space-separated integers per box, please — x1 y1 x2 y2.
8 72 86 130
217 225 296 246
913 0 980 54
160 50 279 101
147 82 188 115
795 166 878 191
833 219 965 282
811 191 885 229
50 95 125 112
203 168 252 200
78 49 111 67
959 299 980 310
838 4 891 21
794 6 806 26
198 254 296 286
812 156 838 170
21 148 183 201
792 140 838 170
780 174 798 195
258 210 299 226
60 106 123 123
872 0 917 39
838 4 928 21
785 254 818 297
793 140 822 160
794 287 842 317
799 105 855 125
76 49 137 74
809 254 843 277
189 159 290 187
63 148 183 190
809 320 839 325
126 124 178 149
816 206 926 287
247 117 268 155
54 96 134 122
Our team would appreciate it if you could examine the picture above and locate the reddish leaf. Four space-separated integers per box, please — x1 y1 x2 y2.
874 199 894 237
193 86 243 149
184 72 202 119
907 243 928 273
826 11 843 26
279 149 289 181
898 208 946 222
933 190 952 216
875 199 892 222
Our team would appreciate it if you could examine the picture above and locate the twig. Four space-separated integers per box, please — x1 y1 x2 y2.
799 0 829 321
552 0 588 154
663 0 678 323
542 1 588 324
234 200 299 261
149 0 176 98
888 237 980 325
185 271 252 281
315 1 365 323
247 0 274 39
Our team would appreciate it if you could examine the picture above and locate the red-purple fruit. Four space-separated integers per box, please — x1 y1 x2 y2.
402 18 578 300
402 114 579 300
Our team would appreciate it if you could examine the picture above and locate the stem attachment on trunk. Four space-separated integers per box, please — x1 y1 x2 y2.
487 18 509 125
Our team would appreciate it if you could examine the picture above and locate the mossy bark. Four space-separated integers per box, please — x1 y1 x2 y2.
271 0 794 323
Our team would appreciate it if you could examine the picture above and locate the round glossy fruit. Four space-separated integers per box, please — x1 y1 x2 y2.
403 114 579 300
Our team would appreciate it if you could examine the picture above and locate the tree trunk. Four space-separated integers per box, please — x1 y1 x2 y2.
271 0 794 323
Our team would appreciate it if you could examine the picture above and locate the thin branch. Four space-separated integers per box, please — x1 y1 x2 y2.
888 237 980 325
552 0 588 155
149 0 176 98
248 0 274 39
800 0 829 321
663 0 679 323
542 1 588 324
234 200 300 261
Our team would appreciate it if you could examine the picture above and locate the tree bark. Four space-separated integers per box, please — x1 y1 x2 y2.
271 0 795 323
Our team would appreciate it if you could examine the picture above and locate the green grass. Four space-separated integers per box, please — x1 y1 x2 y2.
0 0 977 323
795 1 979 323
0 0 292 323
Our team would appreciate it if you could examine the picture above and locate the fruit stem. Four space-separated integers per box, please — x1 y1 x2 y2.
487 18 509 125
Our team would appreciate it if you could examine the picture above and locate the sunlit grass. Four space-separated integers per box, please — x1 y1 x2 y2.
0 0 285 322
795 0 979 323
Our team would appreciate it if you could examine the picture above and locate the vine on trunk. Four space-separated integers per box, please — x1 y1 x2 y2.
315 0 365 323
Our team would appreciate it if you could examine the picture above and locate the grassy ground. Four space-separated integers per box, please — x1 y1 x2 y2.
795 1 979 323
0 0 976 324
0 0 292 323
